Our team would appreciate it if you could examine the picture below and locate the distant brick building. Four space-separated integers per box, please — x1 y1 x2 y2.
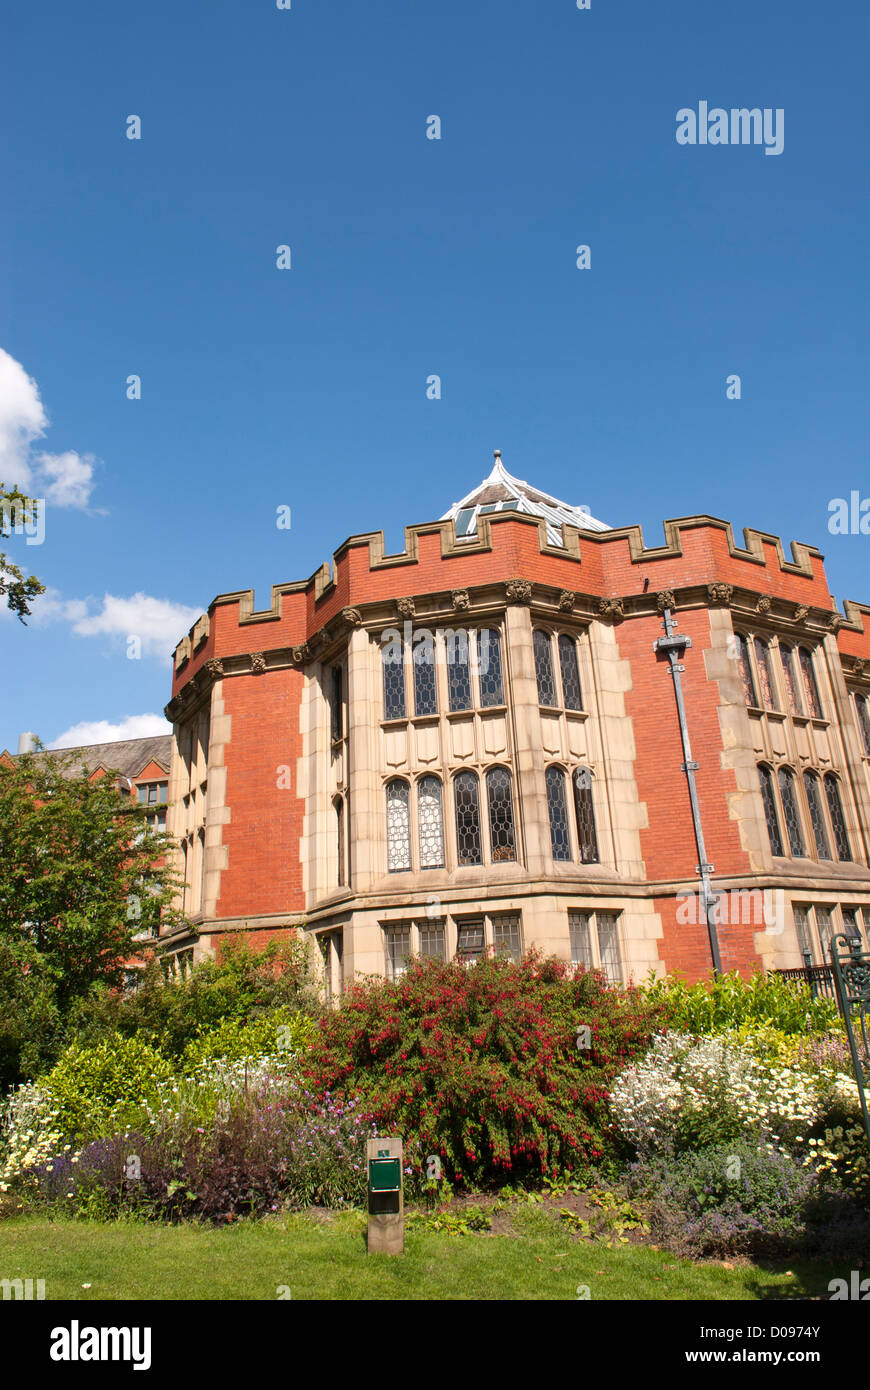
155 452 870 989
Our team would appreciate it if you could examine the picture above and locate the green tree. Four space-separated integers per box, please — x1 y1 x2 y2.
0 484 45 621
0 746 187 1085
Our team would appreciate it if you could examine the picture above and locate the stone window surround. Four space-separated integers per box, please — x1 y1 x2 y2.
382 766 520 874
545 761 601 867
757 760 853 866
735 625 829 727
380 911 524 971
568 907 624 985
792 901 867 966
380 622 508 724
532 625 588 713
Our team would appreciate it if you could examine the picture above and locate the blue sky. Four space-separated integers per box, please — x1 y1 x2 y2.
2 0 868 751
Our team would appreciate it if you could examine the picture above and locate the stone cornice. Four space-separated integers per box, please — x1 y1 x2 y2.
167 576 870 720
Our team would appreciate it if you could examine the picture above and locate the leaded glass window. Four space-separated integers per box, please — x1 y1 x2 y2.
385 926 411 980
779 645 802 716
546 765 571 862
799 648 822 718
330 666 343 741
382 643 406 720
454 771 482 866
558 634 583 711
486 766 516 862
596 912 622 985
841 907 863 949
456 919 485 962
386 780 411 871
759 765 784 856
803 774 831 860
477 629 504 707
735 633 758 706
824 775 851 862
418 921 446 959
417 775 445 869
816 906 834 964
445 629 472 712
778 768 805 857
855 694 870 756
492 912 522 961
754 638 776 710
569 911 594 969
335 797 345 886
572 767 599 864
793 905 813 962
413 632 437 716
533 629 557 707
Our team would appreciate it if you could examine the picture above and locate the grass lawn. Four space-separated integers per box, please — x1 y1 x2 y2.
0 1205 842 1301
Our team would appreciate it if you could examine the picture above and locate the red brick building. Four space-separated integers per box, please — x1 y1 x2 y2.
159 453 870 990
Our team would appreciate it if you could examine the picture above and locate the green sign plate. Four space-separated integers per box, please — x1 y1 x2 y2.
369 1157 401 1192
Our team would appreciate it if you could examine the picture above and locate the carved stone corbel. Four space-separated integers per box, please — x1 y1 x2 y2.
706 582 733 607
396 596 416 619
793 605 810 623
250 652 267 675
452 589 471 612
656 590 676 614
756 596 772 614
506 578 532 605
598 597 625 622
558 590 576 612
341 607 362 628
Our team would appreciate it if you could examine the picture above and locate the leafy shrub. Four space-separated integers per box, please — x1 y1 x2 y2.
609 1032 822 1157
641 969 839 1037
181 1008 316 1070
28 1071 375 1222
628 1140 817 1256
40 1034 173 1141
66 935 322 1061
303 951 665 1187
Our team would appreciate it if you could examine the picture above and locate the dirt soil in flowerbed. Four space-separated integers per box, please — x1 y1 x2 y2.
408 1187 656 1245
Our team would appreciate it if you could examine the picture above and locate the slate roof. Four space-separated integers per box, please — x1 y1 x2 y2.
12 735 172 782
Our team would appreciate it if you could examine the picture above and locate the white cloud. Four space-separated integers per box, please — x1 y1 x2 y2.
0 347 100 509
31 587 203 662
0 348 48 490
49 713 172 749
37 450 98 510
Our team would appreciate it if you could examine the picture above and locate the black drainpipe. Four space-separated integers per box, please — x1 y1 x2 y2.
653 608 723 976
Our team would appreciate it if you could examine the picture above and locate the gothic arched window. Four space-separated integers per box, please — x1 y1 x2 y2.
545 765 571 862
754 638 776 710
417 776 445 869
758 764 784 856
855 693 870 756
802 773 831 860
486 766 516 862
454 771 482 866
446 629 472 712
799 647 822 718
778 767 805 857
824 775 852 862
382 642 406 721
572 767 599 864
412 631 437 716
533 630 557 707
779 644 802 716
385 779 411 872
735 633 758 707
477 629 504 707
558 634 583 711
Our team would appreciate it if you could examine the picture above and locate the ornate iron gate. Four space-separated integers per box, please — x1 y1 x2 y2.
828 933 870 1153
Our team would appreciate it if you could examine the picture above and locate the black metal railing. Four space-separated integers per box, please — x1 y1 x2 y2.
774 956 839 1006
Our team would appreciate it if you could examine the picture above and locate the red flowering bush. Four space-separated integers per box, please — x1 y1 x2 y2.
303 952 664 1187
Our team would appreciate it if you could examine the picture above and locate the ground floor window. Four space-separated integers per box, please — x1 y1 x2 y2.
568 909 623 984
793 903 866 965
379 911 523 970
